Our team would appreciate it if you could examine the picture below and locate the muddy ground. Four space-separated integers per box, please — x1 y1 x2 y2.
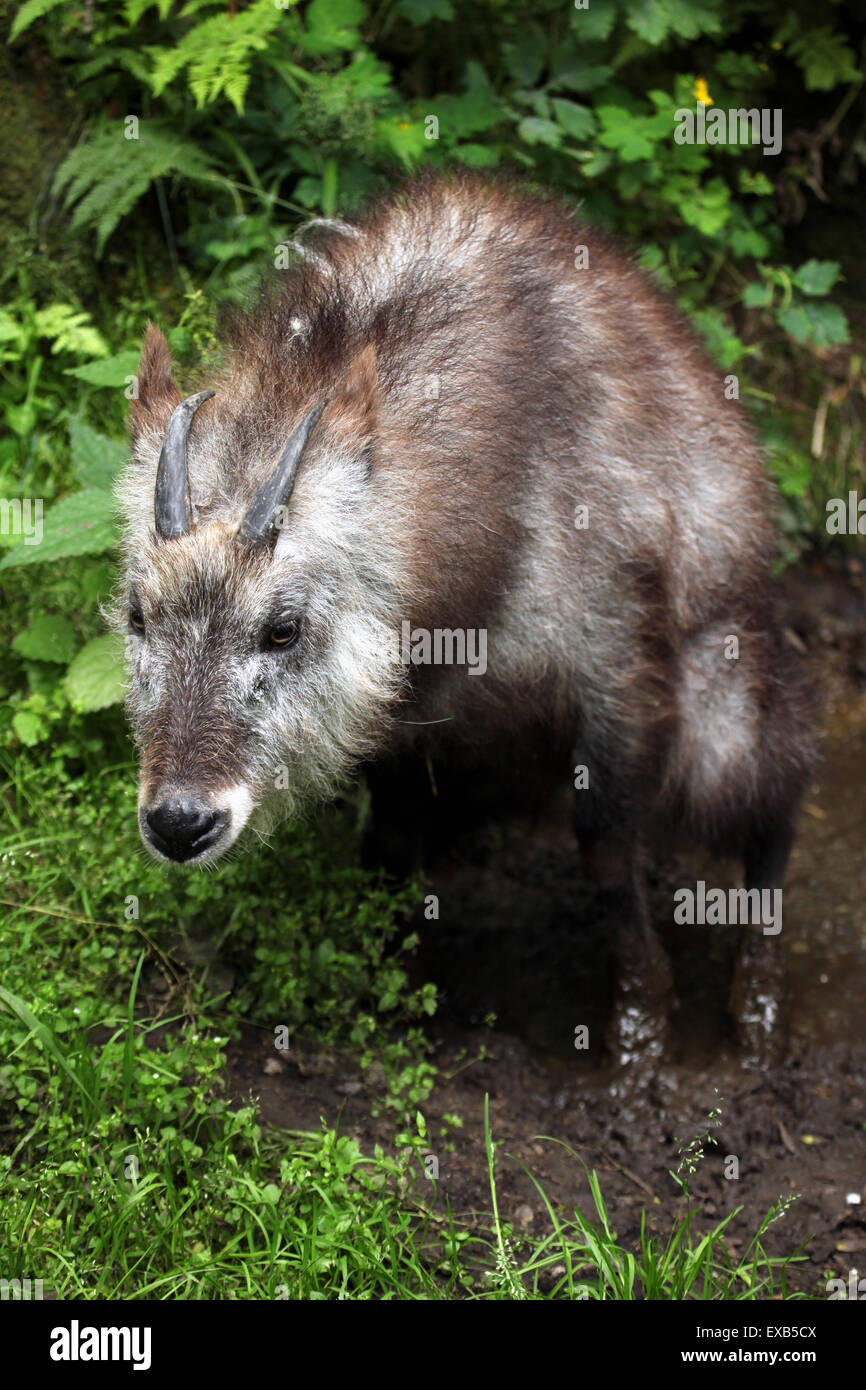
226 558 866 1297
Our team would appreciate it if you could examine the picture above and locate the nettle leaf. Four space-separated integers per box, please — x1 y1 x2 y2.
304 0 365 53
0 489 116 569
63 633 126 713
13 616 79 664
66 350 140 387
626 0 722 45
549 55 612 93
793 259 841 297
570 0 618 43
518 117 562 149
679 177 731 235
743 282 773 308
376 115 428 167
434 88 505 141
453 142 499 167
12 709 49 747
727 223 770 260
788 28 859 91
597 106 660 162
690 308 748 371
503 29 546 87
552 98 596 141
778 302 850 349
69 422 128 490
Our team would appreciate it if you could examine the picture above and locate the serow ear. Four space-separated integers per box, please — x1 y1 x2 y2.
128 323 183 442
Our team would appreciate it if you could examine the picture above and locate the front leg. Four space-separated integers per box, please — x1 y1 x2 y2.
361 755 436 879
573 770 675 1067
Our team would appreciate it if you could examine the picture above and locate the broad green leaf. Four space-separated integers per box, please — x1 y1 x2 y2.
69 421 128 489
503 30 546 87
570 0 618 42
549 56 611 93
65 350 141 387
0 488 116 569
792 259 841 297
778 302 849 348
626 0 723 45
690 308 748 370
63 633 126 712
788 28 859 91
434 89 504 140
453 142 499 167
13 616 79 664
552 98 596 141
728 224 771 259
679 176 730 235
376 116 427 167
518 117 562 149
304 0 365 52
743 282 773 308
5 402 36 437
12 710 49 746
597 106 659 162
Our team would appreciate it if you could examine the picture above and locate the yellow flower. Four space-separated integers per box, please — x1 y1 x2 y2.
693 77 712 106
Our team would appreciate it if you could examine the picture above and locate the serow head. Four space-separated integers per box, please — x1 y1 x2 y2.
118 324 400 866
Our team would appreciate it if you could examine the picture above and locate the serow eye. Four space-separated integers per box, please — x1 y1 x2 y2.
268 620 299 649
129 607 145 634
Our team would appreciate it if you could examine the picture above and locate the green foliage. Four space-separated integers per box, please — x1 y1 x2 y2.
8 0 67 42
147 0 289 112
54 120 223 255
63 633 126 712
0 0 862 1301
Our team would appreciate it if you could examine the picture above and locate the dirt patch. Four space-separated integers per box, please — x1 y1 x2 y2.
226 556 866 1296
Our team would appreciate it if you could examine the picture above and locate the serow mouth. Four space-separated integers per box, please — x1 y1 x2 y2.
141 800 229 864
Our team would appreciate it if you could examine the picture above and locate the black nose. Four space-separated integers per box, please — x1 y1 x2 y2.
144 800 225 862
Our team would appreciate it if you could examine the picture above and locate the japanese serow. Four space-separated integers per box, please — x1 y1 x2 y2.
116 172 815 1057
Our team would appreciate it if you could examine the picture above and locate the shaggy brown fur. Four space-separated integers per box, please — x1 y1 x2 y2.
118 169 817 1058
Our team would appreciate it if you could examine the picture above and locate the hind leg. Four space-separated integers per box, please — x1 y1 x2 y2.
675 624 813 1065
573 751 675 1067
730 814 797 1066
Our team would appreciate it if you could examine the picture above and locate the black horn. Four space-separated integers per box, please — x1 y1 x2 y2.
154 390 215 539
238 402 325 546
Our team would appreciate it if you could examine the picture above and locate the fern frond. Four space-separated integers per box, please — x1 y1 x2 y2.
10 0 68 42
54 122 221 254
124 0 176 22
77 49 153 86
145 0 287 114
